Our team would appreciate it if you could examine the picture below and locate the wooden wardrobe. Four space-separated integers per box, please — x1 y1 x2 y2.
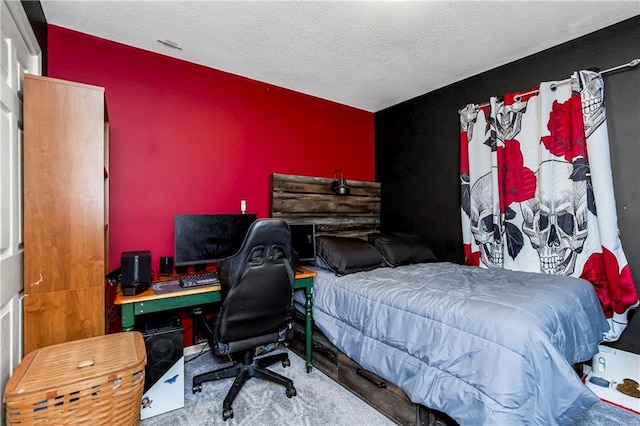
23 75 109 354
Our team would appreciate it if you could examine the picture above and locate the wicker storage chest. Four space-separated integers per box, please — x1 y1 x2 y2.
4 332 146 425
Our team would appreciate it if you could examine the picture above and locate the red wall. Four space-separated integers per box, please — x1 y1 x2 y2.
47 25 374 272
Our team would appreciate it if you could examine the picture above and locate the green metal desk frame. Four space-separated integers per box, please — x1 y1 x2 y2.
293 274 314 373
117 274 315 373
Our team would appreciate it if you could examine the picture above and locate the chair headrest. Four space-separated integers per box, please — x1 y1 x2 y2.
219 218 299 288
240 218 292 250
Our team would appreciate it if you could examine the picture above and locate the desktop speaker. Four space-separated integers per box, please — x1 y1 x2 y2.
142 320 184 393
121 250 151 296
159 256 173 275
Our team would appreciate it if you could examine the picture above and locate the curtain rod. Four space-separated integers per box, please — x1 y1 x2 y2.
462 58 640 111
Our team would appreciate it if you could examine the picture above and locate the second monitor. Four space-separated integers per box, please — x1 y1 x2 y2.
288 222 316 264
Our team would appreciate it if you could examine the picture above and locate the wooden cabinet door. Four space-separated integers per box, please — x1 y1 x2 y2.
23 75 106 352
23 288 104 354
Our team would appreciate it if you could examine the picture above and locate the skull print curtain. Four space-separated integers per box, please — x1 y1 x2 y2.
459 70 638 342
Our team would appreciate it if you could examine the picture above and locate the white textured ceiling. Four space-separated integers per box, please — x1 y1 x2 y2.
40 1 639 112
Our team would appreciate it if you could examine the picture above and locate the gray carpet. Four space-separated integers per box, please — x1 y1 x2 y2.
140 347 394 425
140 347 640 426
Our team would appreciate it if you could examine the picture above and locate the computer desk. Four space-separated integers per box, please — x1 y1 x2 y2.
114 267 317 373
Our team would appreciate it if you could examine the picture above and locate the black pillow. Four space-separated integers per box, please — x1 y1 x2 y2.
368 232 437 267
315 236 384 276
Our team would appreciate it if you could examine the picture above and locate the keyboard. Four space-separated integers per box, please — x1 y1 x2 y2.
179 271 219 288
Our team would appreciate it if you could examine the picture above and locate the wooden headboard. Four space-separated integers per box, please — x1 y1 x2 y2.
270 173 381 239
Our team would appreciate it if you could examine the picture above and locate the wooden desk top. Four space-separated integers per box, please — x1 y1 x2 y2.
114 283 220 305
294 266 317 279
114 267 317 305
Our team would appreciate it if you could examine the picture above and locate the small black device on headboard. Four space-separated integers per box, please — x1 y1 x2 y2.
288 222 316 264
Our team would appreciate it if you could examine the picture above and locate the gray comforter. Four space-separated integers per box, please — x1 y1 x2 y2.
307 262 609 425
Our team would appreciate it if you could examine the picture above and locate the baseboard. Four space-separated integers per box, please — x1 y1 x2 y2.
184 342 209 357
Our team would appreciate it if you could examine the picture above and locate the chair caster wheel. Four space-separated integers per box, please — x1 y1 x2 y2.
192 384 202 394
282 358 291 368
286 386 297 398
223 407 234 421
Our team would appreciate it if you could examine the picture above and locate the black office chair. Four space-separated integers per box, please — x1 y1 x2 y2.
192 218 299 421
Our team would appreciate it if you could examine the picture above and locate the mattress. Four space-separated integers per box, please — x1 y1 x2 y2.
303 262 609 425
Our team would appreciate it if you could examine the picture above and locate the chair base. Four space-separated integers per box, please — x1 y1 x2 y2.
192 350 296 421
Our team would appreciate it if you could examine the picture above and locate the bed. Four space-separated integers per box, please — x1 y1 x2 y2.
272 173 608 425
302 262 607 425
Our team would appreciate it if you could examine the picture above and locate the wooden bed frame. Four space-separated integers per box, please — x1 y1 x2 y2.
270 173 454 426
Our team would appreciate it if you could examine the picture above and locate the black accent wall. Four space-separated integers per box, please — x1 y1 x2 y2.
375 16 639 280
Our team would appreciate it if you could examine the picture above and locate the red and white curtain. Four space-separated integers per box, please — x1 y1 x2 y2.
459 70 638 341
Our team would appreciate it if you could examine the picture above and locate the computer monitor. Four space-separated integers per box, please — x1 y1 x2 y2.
174 214 257 267
288 222 316 264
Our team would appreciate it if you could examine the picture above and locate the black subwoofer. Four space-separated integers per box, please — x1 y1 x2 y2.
142 319 184 392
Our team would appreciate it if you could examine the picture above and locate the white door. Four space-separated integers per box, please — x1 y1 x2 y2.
0 0 40 419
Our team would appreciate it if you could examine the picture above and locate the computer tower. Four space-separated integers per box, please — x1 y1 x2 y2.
140 316 185 419
122 250 151 296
